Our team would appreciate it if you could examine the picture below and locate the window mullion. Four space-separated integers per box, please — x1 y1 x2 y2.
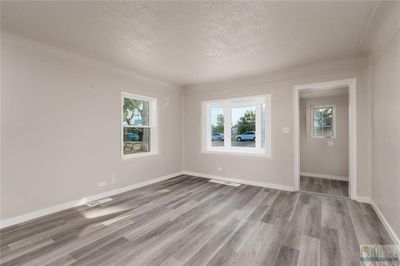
224 104 231 149
256 104 261 150
206 104 212 150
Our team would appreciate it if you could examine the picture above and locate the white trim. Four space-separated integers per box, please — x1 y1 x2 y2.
202 150 270 158
355 196 372 204
121 92 159 159
370 200 400 245
122 151 158 159
264 95 272 158
354 197 399 250
293 78 357 200
202 94 271 157
349 79 357 201
0 172 184 229
121 92 156 103
182 171 294 192
255 104 262 150
203 95 266 105
300 172 348 181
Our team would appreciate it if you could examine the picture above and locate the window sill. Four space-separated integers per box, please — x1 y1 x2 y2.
122 152 159 160
202 150 270 158
311 136 336 139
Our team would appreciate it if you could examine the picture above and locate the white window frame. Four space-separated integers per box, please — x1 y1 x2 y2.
310 104 336 139
121 92 158 159
202 95 271 157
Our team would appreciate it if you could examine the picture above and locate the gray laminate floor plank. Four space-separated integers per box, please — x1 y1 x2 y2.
297 235 320 266
274 245 300 266
300 176 349 197
0 175 393 266
320 226 341 266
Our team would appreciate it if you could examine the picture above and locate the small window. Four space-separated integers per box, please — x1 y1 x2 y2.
311 105 336 138
203 95 271 157
122 92 158 158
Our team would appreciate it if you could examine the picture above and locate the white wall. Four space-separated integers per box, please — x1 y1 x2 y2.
1 3 397 241
369 5 400 240
0 33 183 220
0 34 376 226
183 56 372 198
300 95 349 178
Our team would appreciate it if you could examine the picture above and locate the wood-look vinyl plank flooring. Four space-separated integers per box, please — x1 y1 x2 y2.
300 175 349 197
0 175 393 266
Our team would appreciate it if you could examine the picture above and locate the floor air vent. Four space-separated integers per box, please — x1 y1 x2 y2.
209 179 241 187
86 197 113 207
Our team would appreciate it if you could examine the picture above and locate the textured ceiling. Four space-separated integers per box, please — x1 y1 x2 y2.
1 1 378 86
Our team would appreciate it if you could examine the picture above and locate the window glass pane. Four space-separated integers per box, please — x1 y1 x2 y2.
123 98 150 126
231 106 256 147
313 107 333 137
210 107 224 147
313 126 323 136
123 127 150 154
322 126 332 136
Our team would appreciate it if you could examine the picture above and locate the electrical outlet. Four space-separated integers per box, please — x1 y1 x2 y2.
283 127 290 134
217 167 222 171
98 181 106 187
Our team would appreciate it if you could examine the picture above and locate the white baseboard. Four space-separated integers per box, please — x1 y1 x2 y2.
300 172 348 181
355 196 372 204
355 196 399 246
3 171 398 248
370 200 400 246
0 171 185 229
185 171 399 246
182 171 294 192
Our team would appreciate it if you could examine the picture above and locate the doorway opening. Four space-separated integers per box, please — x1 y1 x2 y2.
293 79 357 199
